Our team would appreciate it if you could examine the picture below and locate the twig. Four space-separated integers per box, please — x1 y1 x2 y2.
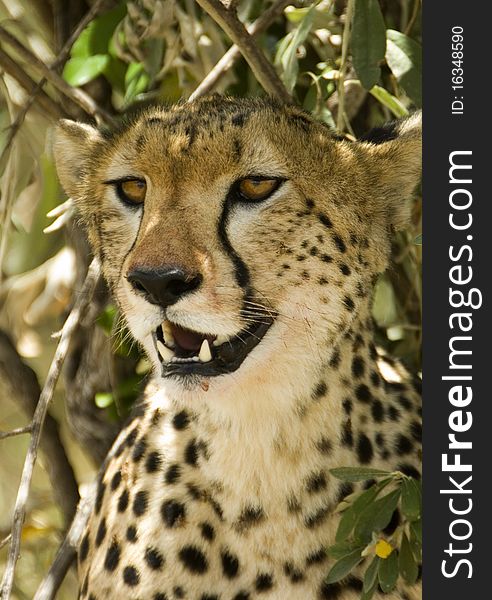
0 49 63 120
0 26 114 124
0 330 79 523
0 78 54 174
33 483 97 600
327 76 367 125
336 0 355 132
0 536 11 552
0 426 32 441
52 0 111 71
0 0 111 172
0 258 101 600
195 0 291 103
404 0 420 36
0 140 18 284
190 0 291 100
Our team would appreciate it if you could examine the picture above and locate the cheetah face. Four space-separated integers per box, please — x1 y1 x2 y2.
54 97 421 388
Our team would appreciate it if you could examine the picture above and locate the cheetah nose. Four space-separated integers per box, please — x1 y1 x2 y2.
127 266 203 308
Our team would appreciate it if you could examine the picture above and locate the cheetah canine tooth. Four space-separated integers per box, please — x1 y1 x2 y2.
157 340 174 361
198 339 212 362
162 320 175 347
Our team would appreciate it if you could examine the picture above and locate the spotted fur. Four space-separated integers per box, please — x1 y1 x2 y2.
54 96 421 600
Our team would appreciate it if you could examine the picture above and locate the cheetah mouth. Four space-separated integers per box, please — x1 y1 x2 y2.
152 316 274 378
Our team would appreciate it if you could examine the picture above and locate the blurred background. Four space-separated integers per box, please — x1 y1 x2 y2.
0 0 421 597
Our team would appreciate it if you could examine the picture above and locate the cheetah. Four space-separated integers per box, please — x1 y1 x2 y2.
54 96 422 600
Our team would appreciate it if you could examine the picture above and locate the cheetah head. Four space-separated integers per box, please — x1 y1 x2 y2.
54 97 420 394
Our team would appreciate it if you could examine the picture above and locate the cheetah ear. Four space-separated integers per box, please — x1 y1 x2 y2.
359 111 421 229
53 120 103 199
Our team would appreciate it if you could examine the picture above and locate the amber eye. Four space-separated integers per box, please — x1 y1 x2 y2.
116 179 147 205
238 177 281 202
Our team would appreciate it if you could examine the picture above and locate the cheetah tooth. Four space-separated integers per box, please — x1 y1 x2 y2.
198 339 212 362
157 340 174 361
162 320 175 347
213 334 229 347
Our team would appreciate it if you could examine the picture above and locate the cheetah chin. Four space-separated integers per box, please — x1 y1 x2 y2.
152 313 274 378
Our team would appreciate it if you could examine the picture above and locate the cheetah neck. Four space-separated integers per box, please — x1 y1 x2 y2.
148 309 383 517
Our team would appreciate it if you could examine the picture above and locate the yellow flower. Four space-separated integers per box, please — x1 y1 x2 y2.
375 539 393 559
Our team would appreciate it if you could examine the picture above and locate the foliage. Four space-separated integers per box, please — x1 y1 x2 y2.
328 467 422 598
0 1 421 597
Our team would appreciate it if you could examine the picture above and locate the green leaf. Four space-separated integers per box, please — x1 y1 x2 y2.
325 547 364 584
285 6 313 24
303 78 320 112
316 105 336 129
97 304 117 335
411 518 422 543
399 532 419 585
363 556 380 592
329 540 362 560
361 580 378 600
335 479 392 542
386 29 422 106
401 478 421 521
351 0 386 90
275 5 316 92
410 519 422 561
414 233 422 245
124 62 150 105
369 85 409 118
354 489 401 542
95 392 114 408
335 505 358 542
285 5 333 28
71 2 126 58
378 548 399 593
330 467 392 482
63 55 110 86
336 484 381 542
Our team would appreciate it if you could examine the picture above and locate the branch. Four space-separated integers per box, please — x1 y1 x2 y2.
327 76 367 125
404 0 421 36
0 79 55 176
0 426 32 441
190 0 291 100
33 483 97 600
0 0 112 173
0 48 64 120
195 0 291 103
51 0 112 71
0 258 101 600
0 140 17 284
0 331 79 523
0 26 114 124
0 536 11 552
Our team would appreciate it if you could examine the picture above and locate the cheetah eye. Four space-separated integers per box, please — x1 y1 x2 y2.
237 177 282 202
111 178 147 206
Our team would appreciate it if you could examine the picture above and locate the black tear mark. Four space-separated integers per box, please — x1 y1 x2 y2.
218 193 251 289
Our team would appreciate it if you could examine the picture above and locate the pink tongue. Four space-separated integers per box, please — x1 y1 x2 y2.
169 324 215 352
